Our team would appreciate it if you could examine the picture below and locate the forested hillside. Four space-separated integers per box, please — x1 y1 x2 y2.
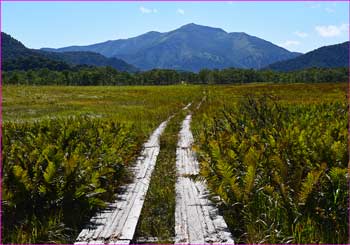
267 42 349 71
2 32 137 72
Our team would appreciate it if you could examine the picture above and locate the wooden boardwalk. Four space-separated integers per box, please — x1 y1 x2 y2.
175 114 234 244
75 117 171 244
75 101 234 244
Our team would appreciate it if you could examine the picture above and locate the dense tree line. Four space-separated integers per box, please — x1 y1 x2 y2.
198 67 348 84
2 66 348 86
3 56 72 72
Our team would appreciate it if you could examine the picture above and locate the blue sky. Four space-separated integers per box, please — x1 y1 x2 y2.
2 1 349 53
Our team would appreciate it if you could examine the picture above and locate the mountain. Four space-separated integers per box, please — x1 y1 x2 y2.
266 42 349 72
2 32 71 71
39 51 138 72
2 32 35 59
42 23 301 72
2 32 137 72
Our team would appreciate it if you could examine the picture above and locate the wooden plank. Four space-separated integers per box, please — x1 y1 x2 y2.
183 103 192 110
175 177 189 244
185 177 205 243
196 96 206 110
75 117 171 244
88 240 104 244
108 239 130 244
135 236 172 243
175 113 234 244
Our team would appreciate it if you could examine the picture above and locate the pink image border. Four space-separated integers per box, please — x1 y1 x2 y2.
0 0 349 244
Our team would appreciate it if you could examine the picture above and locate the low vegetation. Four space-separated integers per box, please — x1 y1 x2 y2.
193 92 348 243
3 117 139 243
2 85 199 243
2 83 348 243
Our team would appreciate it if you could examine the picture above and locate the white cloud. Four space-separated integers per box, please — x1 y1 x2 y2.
177 8 185 15
294 31 308 38
325 7 335 13
315 24 348 37
140 6 151 14
140 6 158 14
309 3 320 9
280 40 301 48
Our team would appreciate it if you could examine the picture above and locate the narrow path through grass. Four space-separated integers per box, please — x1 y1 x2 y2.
133 108 188 243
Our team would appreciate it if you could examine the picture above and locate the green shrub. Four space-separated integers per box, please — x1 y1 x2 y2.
2 116 140 243
196 96 348 243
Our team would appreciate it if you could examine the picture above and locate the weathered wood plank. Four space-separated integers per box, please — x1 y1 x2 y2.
175 113 234 244
183 103 192 110
108 239 130 244
75 117 171 244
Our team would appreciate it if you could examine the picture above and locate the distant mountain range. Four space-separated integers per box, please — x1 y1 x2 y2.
267 42 349 71
42 23 301 72
3 24 348 73
2 32 138 72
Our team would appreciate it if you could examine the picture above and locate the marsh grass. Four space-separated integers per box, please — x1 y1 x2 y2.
192 85 348 243
2 83 347 243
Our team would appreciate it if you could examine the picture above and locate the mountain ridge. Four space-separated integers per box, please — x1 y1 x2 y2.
42 23 301 72
266 41 349 72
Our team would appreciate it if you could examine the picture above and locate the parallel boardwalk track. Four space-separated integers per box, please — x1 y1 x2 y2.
75 100 234 244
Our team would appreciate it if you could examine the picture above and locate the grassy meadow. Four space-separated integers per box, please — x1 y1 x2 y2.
2 82 348 243
3 85 203 135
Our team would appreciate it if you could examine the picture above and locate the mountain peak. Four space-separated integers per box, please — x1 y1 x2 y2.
178 23 226 33
144 31 161 35
180 23 197 28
